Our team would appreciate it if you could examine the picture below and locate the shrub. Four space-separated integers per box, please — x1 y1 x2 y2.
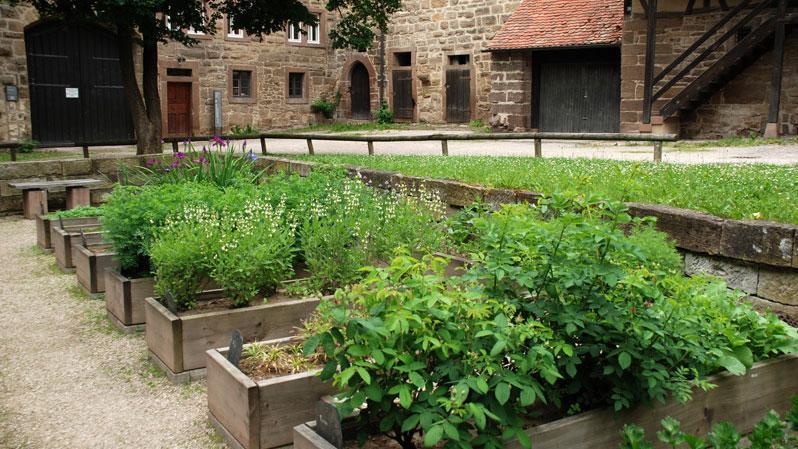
374 101 394 124
43 205 104 220
102 182 220 277
17 138 39 154
120 138 262 188
311 93 340 120
311 254 563 449
230 124 260 136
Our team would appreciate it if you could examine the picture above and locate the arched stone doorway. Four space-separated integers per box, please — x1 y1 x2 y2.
25 21 133 144
350 62 371 120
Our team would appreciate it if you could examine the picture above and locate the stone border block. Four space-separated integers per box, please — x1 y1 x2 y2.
626 202 724 255
744 296 798 327
61 159 93 177
756 268 798 306
720 220 795 268
683 252 758 294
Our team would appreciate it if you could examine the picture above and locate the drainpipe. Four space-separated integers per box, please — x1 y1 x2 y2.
379 30 386 105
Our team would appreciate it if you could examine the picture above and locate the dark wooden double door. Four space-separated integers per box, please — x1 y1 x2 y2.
25 22 133 145
446 68 471 123
392 70 414 120
535 48 621 133
350 63 371 120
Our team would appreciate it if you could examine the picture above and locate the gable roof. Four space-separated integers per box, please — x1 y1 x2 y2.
488 0 624 51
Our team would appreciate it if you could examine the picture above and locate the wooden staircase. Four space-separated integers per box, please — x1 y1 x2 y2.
651 1 797 121
659 16 777 118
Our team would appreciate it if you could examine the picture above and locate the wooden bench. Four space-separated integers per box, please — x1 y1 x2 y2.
9 179 103 219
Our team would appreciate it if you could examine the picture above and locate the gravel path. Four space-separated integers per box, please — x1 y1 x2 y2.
0 216 224 449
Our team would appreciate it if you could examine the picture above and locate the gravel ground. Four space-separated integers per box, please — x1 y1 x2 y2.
0 216 224 449
24 129 798 165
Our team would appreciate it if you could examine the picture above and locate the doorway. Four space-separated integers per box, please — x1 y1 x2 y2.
166 82 192 136
350 62 371 120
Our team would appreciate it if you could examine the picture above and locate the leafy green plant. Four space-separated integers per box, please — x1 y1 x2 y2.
311 92 341 119
621 399 798 449
120 138 262 188
43 205 104 220
466 195 797 412
374 101 394 124
230 124 261 136
17 138 39 154
311 253 566 449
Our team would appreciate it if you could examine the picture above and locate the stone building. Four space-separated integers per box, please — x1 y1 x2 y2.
487 0 797 137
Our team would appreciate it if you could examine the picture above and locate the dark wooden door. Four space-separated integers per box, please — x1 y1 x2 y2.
350 63 371 120
167 82 192 136
536 51 620 133
392 71 414 120
446 68 471 123
25 22 133 145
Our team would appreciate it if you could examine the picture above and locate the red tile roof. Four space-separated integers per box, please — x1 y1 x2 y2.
488 0 624 51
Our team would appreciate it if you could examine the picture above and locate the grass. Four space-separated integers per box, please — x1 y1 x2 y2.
281 154 798 224
670 135 798 150
279 120 491 135
0 151 82 162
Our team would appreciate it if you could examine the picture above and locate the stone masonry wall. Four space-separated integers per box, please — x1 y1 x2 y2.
621 7 798 137
488 51 533 131
0 4 38 142
329 0 522 125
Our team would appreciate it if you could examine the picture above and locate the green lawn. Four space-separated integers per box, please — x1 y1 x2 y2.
0 151 82 162
281 154 798 224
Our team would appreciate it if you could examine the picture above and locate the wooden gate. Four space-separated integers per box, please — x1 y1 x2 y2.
535 49 620 133
350 63 371 120
25 22 133 145
392 71 414 120
446 68 471 123
167 82 192 136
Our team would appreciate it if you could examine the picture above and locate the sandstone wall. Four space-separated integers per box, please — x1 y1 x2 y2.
0 4 38 142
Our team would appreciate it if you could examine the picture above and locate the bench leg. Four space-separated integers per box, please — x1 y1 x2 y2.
66 187 91 209
22 189 48 219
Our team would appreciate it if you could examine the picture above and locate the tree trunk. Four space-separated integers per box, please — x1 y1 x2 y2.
116 28 162 155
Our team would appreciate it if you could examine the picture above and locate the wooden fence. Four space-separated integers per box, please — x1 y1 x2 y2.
0 131 677 162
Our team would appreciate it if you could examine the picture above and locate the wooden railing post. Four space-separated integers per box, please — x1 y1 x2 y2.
171 141 179 153
10 145 17 162
534 138 542 158
260 136 267 155
306 139 315 155
82 145 89 159
441 140 449 156
653 141 663 163
367 140 374 156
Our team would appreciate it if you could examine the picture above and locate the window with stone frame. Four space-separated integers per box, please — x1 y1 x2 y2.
288 72 305 101
232 70 253 98
288 23 302 42
187 2 208 35
307 14 321 44
227 16 244 38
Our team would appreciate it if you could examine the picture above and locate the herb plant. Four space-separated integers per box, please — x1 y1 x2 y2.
43 205 104 220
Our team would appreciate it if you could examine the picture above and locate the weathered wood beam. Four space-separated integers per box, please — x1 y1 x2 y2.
686 0 696 15
765 0 788 137
642 0 658 124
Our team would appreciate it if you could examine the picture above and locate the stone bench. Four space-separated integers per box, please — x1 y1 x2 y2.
8 179 103 219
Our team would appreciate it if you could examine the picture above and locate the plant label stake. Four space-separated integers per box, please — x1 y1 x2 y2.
163 290 179 315
79 229 88 247
316 396 343 449
227 330 243 368
58 216 64 229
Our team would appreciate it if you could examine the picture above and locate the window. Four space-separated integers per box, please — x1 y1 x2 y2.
232 70 252 98
394 52 412 67
288 23 302 42
307 14 320 44
448 54 470 66
227 16 244 38
187 4 208 35
288 72 305 100
166 68 192 77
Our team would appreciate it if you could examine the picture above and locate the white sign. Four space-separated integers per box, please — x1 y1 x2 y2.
65 87 79 98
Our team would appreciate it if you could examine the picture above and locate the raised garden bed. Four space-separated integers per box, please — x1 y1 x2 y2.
207 336 337 449
72 240 119 294
52 225 103 271
293 354 798 449
145 291 323 384
37 214 100 251
105 270 154 333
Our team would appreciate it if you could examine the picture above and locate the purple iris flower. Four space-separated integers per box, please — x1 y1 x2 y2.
176 152 186 160
211 136 227 147
146 159 157 167
247 150 257 161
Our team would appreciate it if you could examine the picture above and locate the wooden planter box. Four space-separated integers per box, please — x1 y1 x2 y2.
72 241 119 294
207 336 337 449
294 355 798 449
37 215 100 251
51 224 103 271
105 269 155 333
145 293 323 383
